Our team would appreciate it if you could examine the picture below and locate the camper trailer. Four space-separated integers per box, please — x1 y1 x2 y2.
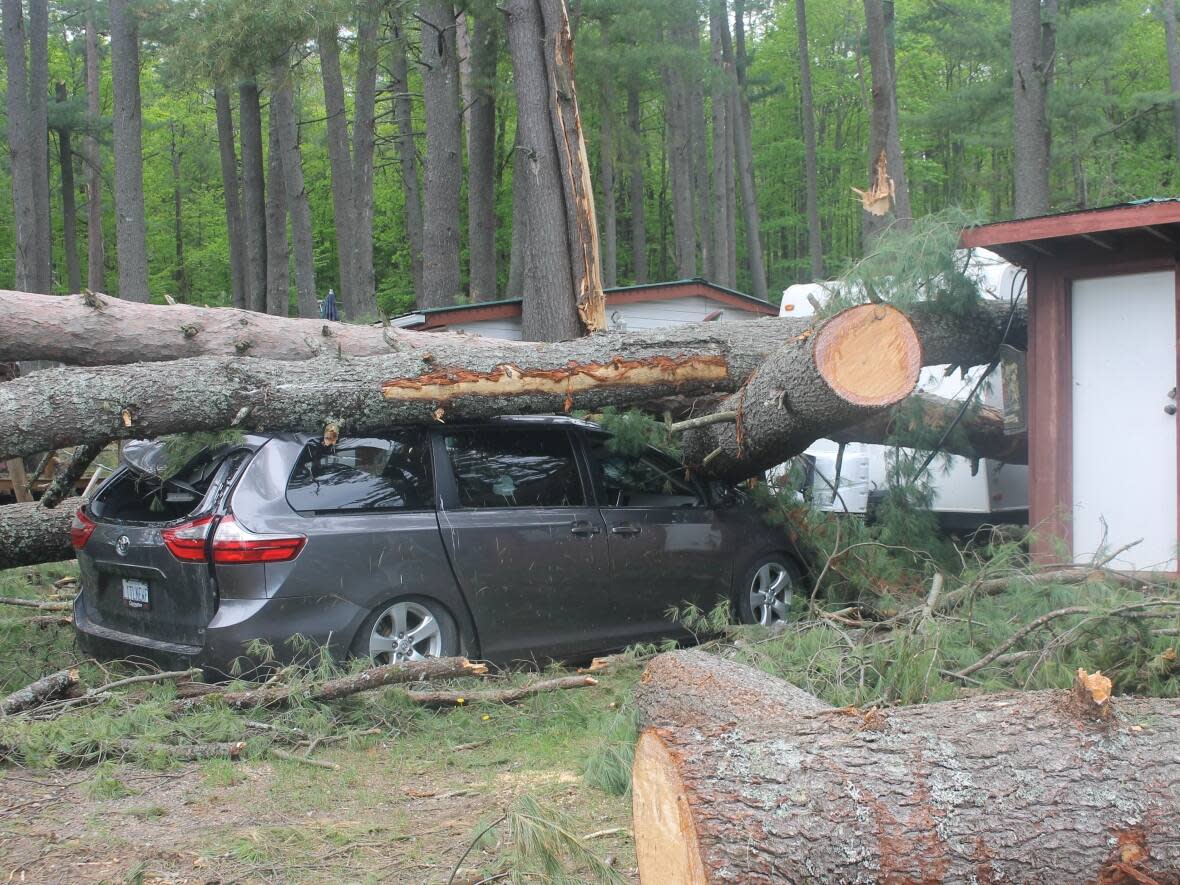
780 251 1029 531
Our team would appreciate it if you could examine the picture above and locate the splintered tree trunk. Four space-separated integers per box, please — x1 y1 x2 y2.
1011 0 1055 218
85 1 104 292
390 12 425 296
109 0 150 302
4 0 35 293
420 0 464 309
863 0 911 242
270 60 318 319
55 82 82 294
28 0 51 294
214 87 247 310
467 0 499 301
264 119 289 317
796 0 823 279
627 87 648 284
238 81 268 313
633 650 1180 884
599 85 618 289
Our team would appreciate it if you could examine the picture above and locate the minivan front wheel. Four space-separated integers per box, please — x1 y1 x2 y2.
353 597 459 665
736 555 798 627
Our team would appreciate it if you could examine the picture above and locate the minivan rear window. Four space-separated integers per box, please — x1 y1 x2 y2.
286 432 433 513
443 429 584 508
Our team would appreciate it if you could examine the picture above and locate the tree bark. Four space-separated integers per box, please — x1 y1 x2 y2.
55 81 82 294
795 0 823 279
85 1 104 293
264 117 289 317
350 0 380 320
1165 0 1180 179
238 81 268 313
1011 0 1055 219
0 495 78 569
319 25 358 316
664 28 695 280
506 120 528 298
506 0 605 340
730 0 767 301
633 650 1180 884
862 0 911 244
709 1 733 287
269 60 318 319
109 0 150 302
467 0 499 301
627 86 648 284
420 0 464 308
214 87 247 310
28 0 51 294
169 123 189 302
390 12 425 297
688 17 711 280
4 0 37 293
600 85 619 290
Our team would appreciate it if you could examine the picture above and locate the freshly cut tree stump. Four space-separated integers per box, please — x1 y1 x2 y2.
632 650 1180 884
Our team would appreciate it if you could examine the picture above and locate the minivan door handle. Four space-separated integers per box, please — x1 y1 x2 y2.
569 520 601 537
610 523 641 536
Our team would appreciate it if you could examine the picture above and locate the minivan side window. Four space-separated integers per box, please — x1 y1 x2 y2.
443 429 585 508
590 437 704 508
286 432 433 513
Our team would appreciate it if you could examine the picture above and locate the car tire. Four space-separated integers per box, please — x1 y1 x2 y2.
350 595 460 665
735 554 799 627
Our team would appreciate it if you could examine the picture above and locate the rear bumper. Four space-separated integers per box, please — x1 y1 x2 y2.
73 592 368 674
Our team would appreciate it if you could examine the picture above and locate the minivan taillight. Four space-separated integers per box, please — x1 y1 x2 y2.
70 508 97 550
211 516 305 564
161 515 215 562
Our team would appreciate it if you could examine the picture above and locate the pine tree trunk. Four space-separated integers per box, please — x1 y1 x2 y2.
1011 0 1055 219
688 19 711 281
600 86 618 290
319 25 358 315
55 82 82 294
269 60 318 319
390 12 425 297
238 81 267 313
627 86 648 284
264 119 289 317
85 1 104 293
109 0 150 302
730 0 766 300
6 0 36 294
169 123 189 303
796 0 823 279
420 0 464 308
709 0 733 288
863 0 911 242
350 0 379 320
633 650 1180 884
506 120 528 298
664 28 696 281
1165 0 1180 179
467 1 499 301
213 87 247 310
28 0 51 294
0 496 78 569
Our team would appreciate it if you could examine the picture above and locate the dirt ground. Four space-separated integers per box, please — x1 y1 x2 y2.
0 743 636 884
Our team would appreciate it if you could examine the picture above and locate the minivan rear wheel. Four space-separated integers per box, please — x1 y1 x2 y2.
736 555 798 627
352 596 459 665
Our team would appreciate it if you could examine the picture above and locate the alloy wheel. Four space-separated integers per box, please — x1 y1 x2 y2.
749 562 792 626
368 600 444 664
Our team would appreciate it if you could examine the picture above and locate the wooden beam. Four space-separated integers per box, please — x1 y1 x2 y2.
961 202 1180 251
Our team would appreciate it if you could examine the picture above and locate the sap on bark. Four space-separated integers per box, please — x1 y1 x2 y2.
631 650 1180 884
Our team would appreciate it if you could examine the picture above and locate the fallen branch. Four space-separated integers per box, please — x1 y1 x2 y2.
115 738 247 762
402 674 598 709
0 597 72 611
1 668 79 715
269 746 340 770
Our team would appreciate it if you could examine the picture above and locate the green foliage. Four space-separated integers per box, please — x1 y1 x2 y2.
581 708 639 797
160 430 245 477
580 407 680 458
505 794 628 885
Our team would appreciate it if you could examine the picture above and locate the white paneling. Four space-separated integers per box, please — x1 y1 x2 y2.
450 320 523 340
1072 271 1177 571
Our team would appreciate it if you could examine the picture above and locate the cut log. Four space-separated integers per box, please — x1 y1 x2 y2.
680 303 922 480
2 667 79 715
632 649 1180 884
402 674 597 708
0 495 79 569
833 390 1027 465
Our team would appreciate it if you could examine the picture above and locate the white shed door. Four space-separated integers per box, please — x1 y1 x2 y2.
1072 271 1177 571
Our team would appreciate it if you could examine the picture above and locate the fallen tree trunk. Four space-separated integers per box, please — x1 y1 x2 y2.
632 649 1180 884
0 495 79 569
833 390 1028 465
2 667 79 715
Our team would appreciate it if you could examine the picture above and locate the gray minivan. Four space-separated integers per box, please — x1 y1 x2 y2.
72 416 803 671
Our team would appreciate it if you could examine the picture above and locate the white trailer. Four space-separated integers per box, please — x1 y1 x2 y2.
779 251 1029 531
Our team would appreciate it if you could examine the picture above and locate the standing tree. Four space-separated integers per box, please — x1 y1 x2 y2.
389 9 424 296
84 0 105 292
861 0 911 243
264 115 289 316
599 84 619 288
1166 0 1180 180
419 0 463 308
270 56 318 318
53 81 82 294
627 86 648 284
710 0 735 288
504 0 606 340
109 0 150 301
213 88 247 309
795 0 823 279
731 0 767 300
238 79 267 313
466 0 499 301
4 0 38 293
1011 0 1056 218
28 0 51 294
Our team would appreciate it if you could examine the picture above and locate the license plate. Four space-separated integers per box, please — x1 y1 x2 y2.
122 578 150 610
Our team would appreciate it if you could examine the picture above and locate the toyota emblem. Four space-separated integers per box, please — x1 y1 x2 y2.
114 535 131 557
